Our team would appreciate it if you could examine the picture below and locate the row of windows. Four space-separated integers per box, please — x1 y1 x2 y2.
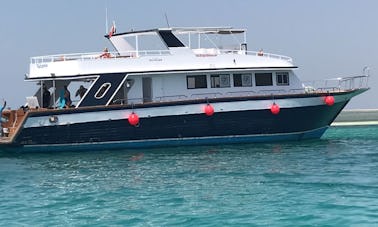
187 72 289 89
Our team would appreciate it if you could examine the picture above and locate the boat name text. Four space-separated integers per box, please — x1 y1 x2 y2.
149 58 163 62
37 63 48 69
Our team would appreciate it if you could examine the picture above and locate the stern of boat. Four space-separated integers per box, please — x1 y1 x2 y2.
0 108 28 148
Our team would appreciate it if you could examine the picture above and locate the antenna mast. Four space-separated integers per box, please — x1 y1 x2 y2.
105 2 109 33
164 13 170 28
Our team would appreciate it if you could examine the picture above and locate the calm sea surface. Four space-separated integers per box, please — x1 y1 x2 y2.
0 126 377 226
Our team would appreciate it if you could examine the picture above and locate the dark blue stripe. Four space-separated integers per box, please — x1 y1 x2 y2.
16 127 328 152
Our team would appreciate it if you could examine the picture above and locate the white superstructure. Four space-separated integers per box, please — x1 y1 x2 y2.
28 27 294 78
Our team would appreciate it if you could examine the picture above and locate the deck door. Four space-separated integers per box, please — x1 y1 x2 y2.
142 77 152 103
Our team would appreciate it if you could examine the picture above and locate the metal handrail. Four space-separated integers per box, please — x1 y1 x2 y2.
30 48 293 64
302 75 369 93
218 49 293 62
30 50 172 64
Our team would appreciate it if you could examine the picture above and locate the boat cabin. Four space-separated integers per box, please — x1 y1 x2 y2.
26 27 299 109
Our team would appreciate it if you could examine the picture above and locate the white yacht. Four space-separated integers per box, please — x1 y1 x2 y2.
0 27 369 151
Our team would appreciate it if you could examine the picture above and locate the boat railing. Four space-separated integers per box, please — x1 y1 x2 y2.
30 50 171 64
30 48 292 64
302 75 369 93
114 50 171 58
217 49 293 62
247 51 293 62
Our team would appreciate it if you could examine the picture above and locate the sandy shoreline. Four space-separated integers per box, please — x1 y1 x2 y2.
332 109 378 126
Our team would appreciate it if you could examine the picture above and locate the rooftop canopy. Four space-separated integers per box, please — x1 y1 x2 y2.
106 27 247 54
105 27 246 38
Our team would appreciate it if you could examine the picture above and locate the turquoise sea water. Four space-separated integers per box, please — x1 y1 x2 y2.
0 126 377 226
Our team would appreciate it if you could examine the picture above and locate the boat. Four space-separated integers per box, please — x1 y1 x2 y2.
0 26 369 151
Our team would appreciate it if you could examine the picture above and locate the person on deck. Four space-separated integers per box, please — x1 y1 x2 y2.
75 85 88 99
42 84 51 108
99 47 111 58
0 99 6 137
258 49 264 56
64 85 72 108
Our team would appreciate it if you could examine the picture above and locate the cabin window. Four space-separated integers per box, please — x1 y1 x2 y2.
187 75 207 89
233 74 252 87
276 72 290 86
211 74 230 88
255 73 273 86
95 83 111 99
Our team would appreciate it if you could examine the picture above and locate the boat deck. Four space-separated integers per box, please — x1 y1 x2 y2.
0 137 12 144
1 109 29 144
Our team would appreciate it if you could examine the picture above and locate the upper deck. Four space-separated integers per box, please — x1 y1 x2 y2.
28 27 294 79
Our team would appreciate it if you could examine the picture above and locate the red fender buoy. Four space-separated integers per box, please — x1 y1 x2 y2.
324 95 335 106
270 103 280 115
128 112 139 126
204 104 214 116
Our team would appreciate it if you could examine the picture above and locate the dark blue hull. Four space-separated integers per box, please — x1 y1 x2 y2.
8 100 347 151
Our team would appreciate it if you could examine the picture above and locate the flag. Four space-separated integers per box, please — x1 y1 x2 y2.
108 21 116 38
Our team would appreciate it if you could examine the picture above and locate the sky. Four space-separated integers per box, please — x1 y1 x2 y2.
0 0 377 109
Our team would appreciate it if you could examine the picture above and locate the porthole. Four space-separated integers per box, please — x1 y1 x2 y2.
95 83 111 99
